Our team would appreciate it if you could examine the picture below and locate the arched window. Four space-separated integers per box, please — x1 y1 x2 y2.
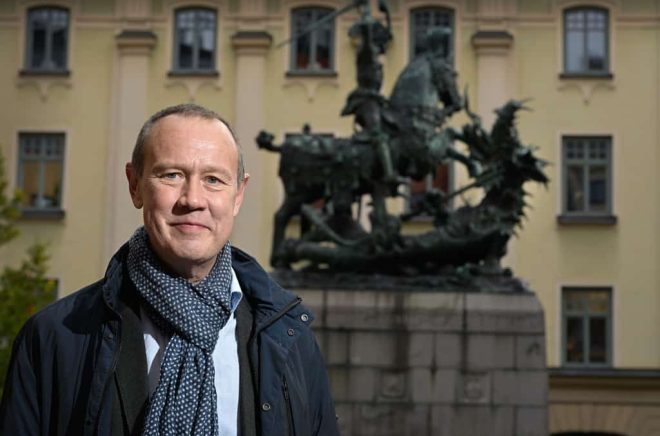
173 7 217 72
290 7 335 73
563 6 610 75
25 6 70 72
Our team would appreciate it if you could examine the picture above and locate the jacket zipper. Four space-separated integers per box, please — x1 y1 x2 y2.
283 377 295 436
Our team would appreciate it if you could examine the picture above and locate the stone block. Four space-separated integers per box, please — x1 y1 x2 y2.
325 331 349 365
456 371 491 404
409 368 432 403
379 370 408 400
408 332 434 366
430 405 453 436
327 367 348 401
406 309 463 332
352 403 410 436
434 333 461 367
334 403 352 436
515 334 546 369
515 406 548 436
467 333 515 370
348 367 378 401
450 406 514 436
431 369 458 403
349 332 398 366
492 370 547 406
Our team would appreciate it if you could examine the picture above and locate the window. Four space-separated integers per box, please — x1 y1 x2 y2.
562 287 612 366
290 7 335 73
173 8 217 73
562 136 612 216
563 7 609 75
408 166 451 216
25 7 70 72
410 7 454 60
18 133 65 215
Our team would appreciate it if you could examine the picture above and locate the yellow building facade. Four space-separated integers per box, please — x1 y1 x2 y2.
1 0 659 434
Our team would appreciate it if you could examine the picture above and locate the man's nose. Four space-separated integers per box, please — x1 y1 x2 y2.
178 179 204 209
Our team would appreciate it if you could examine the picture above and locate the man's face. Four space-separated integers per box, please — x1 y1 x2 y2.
126 115 248 280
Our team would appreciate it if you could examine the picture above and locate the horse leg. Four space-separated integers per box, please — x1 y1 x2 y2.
271 198 300 268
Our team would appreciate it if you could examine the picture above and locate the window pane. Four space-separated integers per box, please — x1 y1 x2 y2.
51 26 67 69
566 165 584 212
198 27 215 69
177 28 194 69
566 317 584 363
589 317 607 363
31 26 47 68
21 161 41 208
43 161 63 207
585 290 610 314
564 290 585 312
588 165 607 211
565 29 584 72
292 8 333 71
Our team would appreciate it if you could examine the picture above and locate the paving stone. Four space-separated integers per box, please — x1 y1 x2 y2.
515 334 546 369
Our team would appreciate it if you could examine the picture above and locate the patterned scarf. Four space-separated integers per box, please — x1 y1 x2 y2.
127 227 232 436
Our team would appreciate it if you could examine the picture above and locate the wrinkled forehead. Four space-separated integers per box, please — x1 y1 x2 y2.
144 114 239 159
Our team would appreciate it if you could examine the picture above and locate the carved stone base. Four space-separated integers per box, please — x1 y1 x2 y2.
290 283 548 436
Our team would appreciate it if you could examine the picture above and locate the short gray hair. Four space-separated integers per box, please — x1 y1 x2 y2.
132 103 245 185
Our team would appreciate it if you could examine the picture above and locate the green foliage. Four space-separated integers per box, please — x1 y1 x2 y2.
0 151 54 394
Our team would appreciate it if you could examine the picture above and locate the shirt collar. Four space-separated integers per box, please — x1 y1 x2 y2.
230 268 243 312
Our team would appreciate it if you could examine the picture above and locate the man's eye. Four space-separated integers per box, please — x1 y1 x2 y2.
161 172 181 179
206 176 221 184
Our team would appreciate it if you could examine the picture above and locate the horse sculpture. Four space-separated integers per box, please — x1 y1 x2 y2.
256 29 478 267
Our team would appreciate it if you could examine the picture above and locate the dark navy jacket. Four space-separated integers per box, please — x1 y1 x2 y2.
0 244 339 436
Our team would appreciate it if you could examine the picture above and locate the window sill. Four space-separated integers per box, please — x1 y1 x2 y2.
286 70 337 78
559 72 613 80
557 214 617 225
167 70 219 78
20 209 66 220
19 69 71 77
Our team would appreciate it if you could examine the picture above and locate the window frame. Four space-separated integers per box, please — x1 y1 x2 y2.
560 135 613 220
562 6 611 77
17 132 66 219
409 6 455 61
288 6 336 75
171 7 218 75
561 286 613 367
23 6 70 74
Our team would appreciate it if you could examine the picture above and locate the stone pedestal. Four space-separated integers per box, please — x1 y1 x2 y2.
295 287 548 436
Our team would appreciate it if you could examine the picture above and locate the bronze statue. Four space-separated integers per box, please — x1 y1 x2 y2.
257 1 548 275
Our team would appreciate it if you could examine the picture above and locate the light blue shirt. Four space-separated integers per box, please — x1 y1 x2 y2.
142 268 244 436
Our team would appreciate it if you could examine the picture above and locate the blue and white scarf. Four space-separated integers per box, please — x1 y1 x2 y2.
127 227 232 435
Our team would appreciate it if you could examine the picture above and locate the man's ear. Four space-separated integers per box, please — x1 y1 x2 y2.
126 163 143 209
233 173 250 217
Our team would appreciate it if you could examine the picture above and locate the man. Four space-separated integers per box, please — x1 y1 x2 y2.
0 104 339 436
